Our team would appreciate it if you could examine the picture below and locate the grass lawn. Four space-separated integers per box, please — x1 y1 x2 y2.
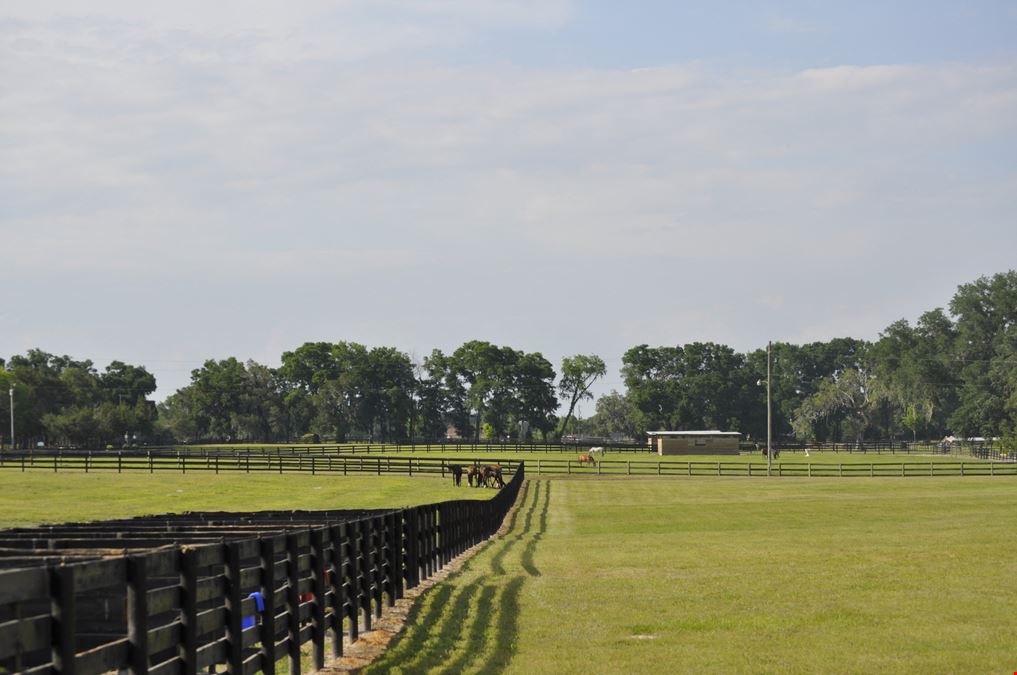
316 448 978 465
0 473 492 529
367 477 1017 674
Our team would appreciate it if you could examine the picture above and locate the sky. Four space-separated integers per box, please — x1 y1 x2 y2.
2 1 1016 405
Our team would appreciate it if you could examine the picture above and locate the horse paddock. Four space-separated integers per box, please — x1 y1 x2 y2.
2 471 1015 673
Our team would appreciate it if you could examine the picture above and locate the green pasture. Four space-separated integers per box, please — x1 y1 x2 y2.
0 473 492 529
328 449 980 466
4 471 1017 672
369 477 1017 674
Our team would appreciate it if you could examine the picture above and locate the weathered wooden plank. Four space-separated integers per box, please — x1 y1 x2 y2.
74 558 126 593
0 568 48 605
74 637 128 674
146 585 177 617
146 621 181 655
0 613 49 658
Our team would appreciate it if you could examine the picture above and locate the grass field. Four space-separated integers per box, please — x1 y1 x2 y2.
367 477 1017 674
0 473 492 528
343 450 976 464
3 472 1016 672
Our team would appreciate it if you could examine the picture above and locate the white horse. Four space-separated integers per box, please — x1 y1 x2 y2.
589 446 605 455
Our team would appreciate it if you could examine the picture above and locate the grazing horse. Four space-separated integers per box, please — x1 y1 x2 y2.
449 464 464 487
577 454 596 466
467 464 482 488
482 464 505 488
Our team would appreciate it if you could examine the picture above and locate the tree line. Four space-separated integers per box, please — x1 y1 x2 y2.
585 271 1017 445
2 271 1014 448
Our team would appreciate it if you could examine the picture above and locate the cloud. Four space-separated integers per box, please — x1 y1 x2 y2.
1 8 1015 398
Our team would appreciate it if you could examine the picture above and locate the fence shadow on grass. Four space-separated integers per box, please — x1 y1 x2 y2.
364 480 549 674
490 481 541 576
521 481 550 577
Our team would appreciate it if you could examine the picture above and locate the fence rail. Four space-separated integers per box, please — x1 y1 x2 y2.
2 451 1014 478
0 452 526 476
0 464 524 674
524 458 1016 477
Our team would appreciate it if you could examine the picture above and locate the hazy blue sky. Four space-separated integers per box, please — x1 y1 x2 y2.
2 1 1016 404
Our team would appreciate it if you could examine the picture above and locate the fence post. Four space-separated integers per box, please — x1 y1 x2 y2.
179 547 198 675
991 461 995 476
224 541 244 674
345 523 360 641
961 462 965 477
50 565 77 675
358 520 373 631
839 463 843 477
286 533 302 675
260 537 278 674
328 525 345 658
126 554 149 675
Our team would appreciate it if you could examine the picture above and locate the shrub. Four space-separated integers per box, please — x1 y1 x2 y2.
301 433 321 444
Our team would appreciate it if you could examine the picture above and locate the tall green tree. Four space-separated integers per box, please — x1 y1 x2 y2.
948 271 1017 437
556 354 606 440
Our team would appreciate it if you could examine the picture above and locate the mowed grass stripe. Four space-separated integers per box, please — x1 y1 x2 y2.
370 478 1017 674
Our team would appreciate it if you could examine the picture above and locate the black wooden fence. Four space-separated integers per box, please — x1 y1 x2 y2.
0 452 526 477
0 464 524 674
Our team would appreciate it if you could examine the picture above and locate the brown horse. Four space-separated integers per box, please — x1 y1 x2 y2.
482 464 505 488
467 464 482 488
577 454 596 466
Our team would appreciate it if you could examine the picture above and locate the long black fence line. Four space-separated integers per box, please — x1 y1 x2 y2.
0 452 528 477
523 458 1017 477
758 441 1002 454
3 451 1016 477
0 464 524 674
15 441 657 458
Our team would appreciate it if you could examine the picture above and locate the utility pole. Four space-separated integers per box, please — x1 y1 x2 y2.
8 387 13 452
767 341 772 477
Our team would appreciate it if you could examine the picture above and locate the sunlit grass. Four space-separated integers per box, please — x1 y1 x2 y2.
369 477 1017 674
0 473 491 528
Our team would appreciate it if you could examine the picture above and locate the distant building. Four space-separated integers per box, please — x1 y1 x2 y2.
647 430 742 455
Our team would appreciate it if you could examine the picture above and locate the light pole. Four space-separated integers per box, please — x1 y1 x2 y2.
766 341 773 477
8 387 13 452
